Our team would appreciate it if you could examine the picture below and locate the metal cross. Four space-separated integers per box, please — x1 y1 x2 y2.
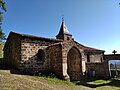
62 14 64 22
112 50 117 55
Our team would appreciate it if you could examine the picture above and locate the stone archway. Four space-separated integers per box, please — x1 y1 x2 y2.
67 46 82 81
103 54 120 78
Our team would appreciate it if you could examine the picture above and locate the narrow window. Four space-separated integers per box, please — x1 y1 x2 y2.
87 54 90 62
67 37 70 40
37 49 45 61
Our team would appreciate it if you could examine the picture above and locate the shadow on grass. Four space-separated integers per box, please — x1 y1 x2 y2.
0 58 11 70
75 77 120 88
0 58 28 75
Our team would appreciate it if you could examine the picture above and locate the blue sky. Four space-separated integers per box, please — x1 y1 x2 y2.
109 60 120 64
2 0 120 54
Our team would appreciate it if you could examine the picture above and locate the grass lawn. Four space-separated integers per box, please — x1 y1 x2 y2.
0 68 120 90
0 69 88 90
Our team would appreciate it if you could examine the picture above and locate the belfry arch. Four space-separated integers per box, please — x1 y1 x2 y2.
67 46 82 81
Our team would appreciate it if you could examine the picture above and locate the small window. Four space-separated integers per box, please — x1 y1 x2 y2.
67 37 70 40
37 49 45 61
87 54 90 62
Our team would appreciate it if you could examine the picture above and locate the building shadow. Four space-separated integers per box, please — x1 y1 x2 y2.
0 58 11 70
75 77 120 88
0 58 28 75
0 56 58 78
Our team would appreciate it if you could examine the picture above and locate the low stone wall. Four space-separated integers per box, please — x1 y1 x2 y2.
86 62 109 78
104 54 120 60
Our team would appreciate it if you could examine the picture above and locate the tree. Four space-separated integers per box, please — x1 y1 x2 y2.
0 29 5 41
0 0 6 41
110 63 114 69
0 0 7 12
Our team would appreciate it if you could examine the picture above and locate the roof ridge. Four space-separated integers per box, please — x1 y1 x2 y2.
84 45 105 52
10 31 63 42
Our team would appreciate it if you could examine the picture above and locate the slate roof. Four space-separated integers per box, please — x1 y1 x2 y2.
5 31 104 53
84 46 105 53
49 40 104 53
56 20 72 36
9 31 63 42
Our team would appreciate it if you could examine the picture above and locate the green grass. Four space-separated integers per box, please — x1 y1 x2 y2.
35 76 120 90
75 77 120 90
36 76 75 86
0 69 87 90
0 68 120 90
0 42 4 58
87 79 111 85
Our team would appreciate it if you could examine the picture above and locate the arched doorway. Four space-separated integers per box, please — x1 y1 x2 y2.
67 47 82 81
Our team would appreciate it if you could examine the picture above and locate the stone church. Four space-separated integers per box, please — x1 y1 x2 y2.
3 20 110 81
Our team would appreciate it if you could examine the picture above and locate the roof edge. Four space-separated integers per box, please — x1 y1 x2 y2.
10 31 63 42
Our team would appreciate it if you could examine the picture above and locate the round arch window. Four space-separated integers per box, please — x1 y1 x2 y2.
37 49 45 61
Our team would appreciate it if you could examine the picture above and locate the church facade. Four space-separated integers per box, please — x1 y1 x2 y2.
3 20 109 81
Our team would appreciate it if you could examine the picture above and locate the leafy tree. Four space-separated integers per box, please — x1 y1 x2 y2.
0 0 6 42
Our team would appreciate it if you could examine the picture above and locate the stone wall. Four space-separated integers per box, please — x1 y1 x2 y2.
61 41 85 80
86 62 109 77
63 34 72 41
4 33 21 69
19 37 60 73
48 44 63 78
104 54 120 60
84 54 103 63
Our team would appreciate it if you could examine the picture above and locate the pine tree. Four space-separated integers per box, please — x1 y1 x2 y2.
0 0 7 12
0 0 6 42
